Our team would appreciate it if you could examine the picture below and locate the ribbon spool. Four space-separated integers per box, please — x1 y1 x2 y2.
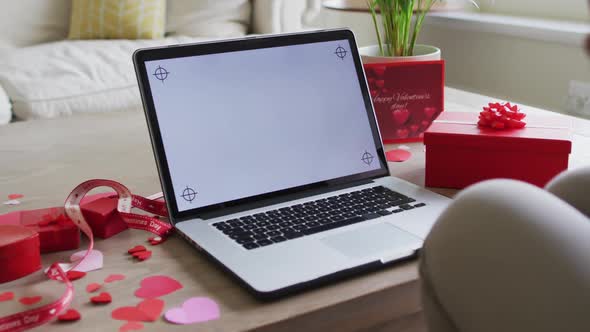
0 179 172 332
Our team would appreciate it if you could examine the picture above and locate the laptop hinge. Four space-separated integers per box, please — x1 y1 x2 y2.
186 178 376 221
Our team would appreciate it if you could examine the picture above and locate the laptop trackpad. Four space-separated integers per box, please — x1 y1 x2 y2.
321 223 422 259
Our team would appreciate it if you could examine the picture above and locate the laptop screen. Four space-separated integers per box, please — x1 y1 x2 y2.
145 38 385 213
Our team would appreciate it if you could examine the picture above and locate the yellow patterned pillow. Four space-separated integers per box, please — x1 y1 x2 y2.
68 0 166 40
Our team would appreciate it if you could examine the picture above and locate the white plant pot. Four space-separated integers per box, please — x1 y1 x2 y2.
359 44 441 64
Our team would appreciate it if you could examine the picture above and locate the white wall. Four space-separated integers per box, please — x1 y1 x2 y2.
319 7 590 115
479 0 588 22
418 22 590 114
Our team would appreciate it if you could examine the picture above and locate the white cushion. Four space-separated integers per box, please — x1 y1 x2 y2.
0 37 205 120
166 0 251 38
0 85 11 124
0 0 71 48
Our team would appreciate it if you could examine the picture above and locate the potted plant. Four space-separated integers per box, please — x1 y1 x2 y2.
361 0 478 63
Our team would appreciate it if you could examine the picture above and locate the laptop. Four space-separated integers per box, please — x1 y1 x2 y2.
133 29 451 299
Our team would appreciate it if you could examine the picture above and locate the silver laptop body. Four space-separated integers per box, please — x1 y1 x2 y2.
133 29 450 298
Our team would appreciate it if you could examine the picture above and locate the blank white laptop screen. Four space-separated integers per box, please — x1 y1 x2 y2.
146 39 383 212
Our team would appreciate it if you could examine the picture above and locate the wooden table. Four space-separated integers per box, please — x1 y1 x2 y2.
1 88 589 332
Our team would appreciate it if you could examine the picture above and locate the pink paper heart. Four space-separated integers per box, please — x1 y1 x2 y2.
70 249 104 272
164 297 220 325
386 149 412 163
134 275 183 299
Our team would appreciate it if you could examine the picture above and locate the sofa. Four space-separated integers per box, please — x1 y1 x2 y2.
0 0 318 124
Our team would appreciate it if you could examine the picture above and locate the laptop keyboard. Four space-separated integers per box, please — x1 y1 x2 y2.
212 186 426 250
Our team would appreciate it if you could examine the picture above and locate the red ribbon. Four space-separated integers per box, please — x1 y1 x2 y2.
0 179 172 332
478 102 527 130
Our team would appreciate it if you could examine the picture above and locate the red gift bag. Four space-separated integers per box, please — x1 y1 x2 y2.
364 60 445 143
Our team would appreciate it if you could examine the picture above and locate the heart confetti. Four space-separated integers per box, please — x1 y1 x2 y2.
7 194 24 200
66 270 86 281
478 102 526 130
57 309 81 322
19 296 42 306
90 292 112 304
134 275 183 299
70 249 104 272
119 321 144 332
132 250 152 261
386 149 412 163
105 274 126 283
0 292 14 302
111 299 164 322
148 236 165 246
86 283 102 293
164 297 220 325
128 245 147 254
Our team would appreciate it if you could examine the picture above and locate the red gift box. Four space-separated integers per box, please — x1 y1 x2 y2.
0 225 41 283
81 196 128 239
364 61 444 143
20 207 81 253
425 112 572 189
0 207 80 253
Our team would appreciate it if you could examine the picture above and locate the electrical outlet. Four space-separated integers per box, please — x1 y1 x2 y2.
566 80 590 118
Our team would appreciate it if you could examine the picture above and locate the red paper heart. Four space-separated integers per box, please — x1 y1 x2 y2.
132 250 152 261
409 124 420 133
137 298 165 322
19 296 42 306
370 90 378 98
105 274 126 283
111 298 164 322
424 107 438 119
112 307 149 322
420 120 431 130
66 270 86 281
57 309 81 322
90 292 112 304
86 283 102 293
134 275 183 299
119 321 144 332
392 109 410 125
396 129 410 139
128 245 147 254
7 194 24 200
0 292 14 302
148 236 165 246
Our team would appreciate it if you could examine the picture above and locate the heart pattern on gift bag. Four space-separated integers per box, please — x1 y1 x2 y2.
364 62 444 141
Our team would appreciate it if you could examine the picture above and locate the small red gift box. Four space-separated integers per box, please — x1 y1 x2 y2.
0 225 41 283
81 196 128 239
0 207 80 253
364 60 444 143
20 207 81 253
425 112 572 189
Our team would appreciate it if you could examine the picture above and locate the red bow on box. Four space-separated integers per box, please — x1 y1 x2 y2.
478 102 526 130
